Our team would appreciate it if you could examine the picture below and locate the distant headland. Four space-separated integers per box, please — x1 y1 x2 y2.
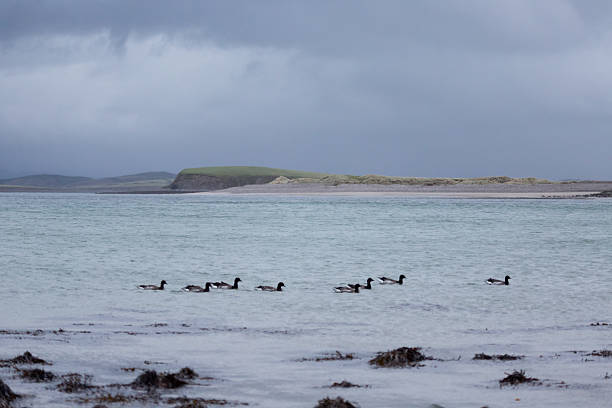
1 166 611 198
0 172 176 193
169 166 554 190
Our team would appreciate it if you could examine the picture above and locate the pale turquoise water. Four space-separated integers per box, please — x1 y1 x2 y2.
1 193 611 407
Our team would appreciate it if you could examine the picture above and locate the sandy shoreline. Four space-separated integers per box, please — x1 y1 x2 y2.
192 182 612 198
200 191 600 199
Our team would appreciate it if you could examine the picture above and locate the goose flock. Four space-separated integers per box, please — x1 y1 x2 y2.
139 274 511 292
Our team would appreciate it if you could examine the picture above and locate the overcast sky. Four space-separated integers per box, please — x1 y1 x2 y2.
1 1 611 179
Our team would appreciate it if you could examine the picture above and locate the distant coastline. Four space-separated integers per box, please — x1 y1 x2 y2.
0 172 176 193
193 181 612 199
1 166 611 198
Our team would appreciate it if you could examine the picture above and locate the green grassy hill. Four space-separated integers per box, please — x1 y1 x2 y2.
0 174 92 187
170 166 554 191
70 172 176 188
170 166 330 190
0 172 176 192
178 166 329 179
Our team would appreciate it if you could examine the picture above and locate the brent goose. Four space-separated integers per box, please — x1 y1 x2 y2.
377 274 406 285
256 282 285 292
139 280 167 290
182 282 213 292
211 277 241 289
334 284 361 293
349 278 374 290
486 275 511 285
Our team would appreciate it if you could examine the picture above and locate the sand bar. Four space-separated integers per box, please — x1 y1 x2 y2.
193 182 612 198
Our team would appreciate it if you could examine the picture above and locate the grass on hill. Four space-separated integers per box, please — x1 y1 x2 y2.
177 166 554 186
0 174 92 187
295 174 552 186
178 166 330 179
0 172 176 190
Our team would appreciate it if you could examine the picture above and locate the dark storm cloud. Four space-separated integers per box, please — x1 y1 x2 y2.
1 0 611 178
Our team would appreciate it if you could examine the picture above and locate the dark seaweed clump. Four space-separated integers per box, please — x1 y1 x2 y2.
1 351 50 366
167 396 248 407
592 190 612 197
369 347 429 368
330 381 360 388
1 379 20 408
18 368 55 382
589 350 612 357
300 351 355 362
57 373 95 393
473 353 522 361
314 397 357 408
499 370 540 387
176 367 198 380
76 393 158 405
131 368 196 390
172 399 208 408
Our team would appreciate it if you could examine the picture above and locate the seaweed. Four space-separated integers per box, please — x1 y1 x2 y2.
314 397 357 408
57 373 96 393
75 392 159 405
131 370 187 390
592 190 612 197
473 353 522 361
0 351 50 366
18 368 55 382
131 370 158 389
158 372 188 389
329 381 361 388
0 330 45 337
172 399 208 408
167 396 248 406
369 347 429 368
0 379 20 408
589 350 612 357
499 370 540 387
299 351 355 362
176 367 198 380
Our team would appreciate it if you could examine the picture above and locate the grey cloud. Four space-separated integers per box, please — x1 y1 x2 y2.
2 1 608 54
1 1 611 179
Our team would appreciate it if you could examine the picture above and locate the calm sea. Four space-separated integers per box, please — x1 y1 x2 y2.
1 193 611 407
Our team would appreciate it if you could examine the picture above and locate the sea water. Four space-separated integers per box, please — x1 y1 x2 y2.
1 193 611 407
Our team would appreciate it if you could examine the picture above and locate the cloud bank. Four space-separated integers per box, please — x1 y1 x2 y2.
1 0 611 179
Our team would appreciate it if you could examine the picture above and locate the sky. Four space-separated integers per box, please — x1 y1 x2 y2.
1 0 611 180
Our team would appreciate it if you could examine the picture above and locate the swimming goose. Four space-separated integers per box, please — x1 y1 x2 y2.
211 277 241 289
139 280 167 290
486 275 511 285
334 284 361 293
349 278 374 290
182 282 213 292
256 282 285 292
377 274 406 285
